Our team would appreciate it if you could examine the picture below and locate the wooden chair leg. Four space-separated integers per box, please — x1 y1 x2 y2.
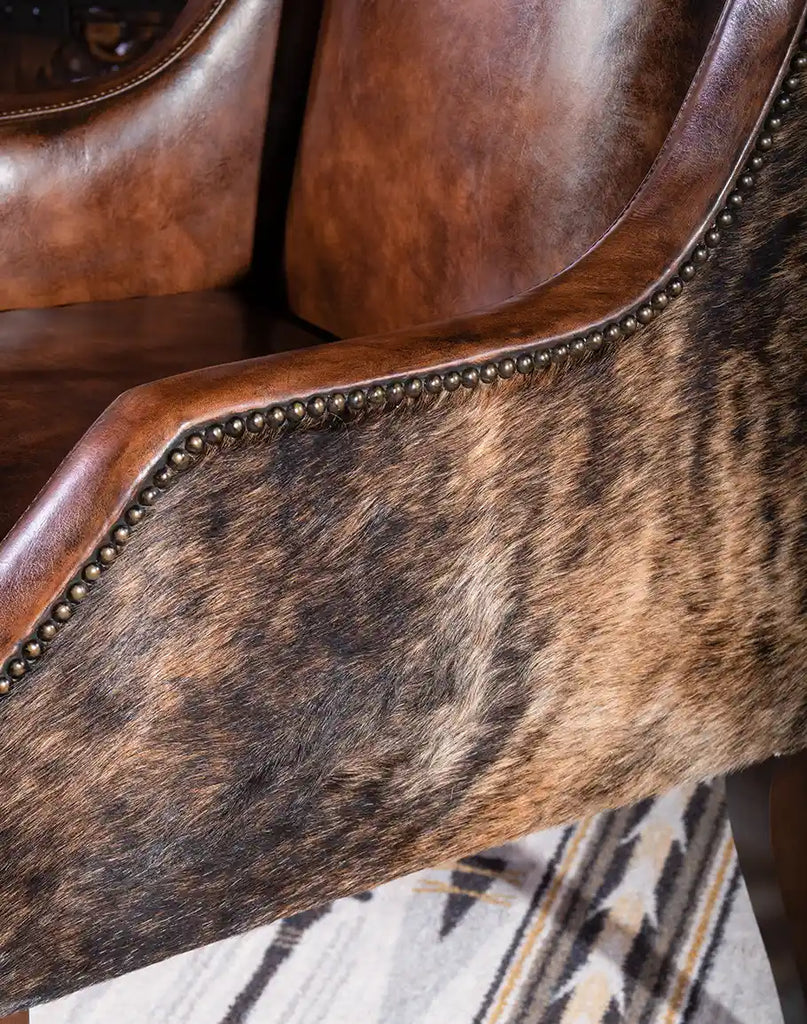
726 750 807 1024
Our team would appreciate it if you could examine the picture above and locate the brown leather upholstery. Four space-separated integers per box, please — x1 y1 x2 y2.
0 0 801 667
0 0 282 312
0 292 324 544
285 0 725 337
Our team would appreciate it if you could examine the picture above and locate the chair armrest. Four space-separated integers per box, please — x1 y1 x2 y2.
0 4 803 1013
0 0 799 667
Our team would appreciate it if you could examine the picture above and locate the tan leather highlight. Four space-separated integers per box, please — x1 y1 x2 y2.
285 0 724 337
0 0 801 667
0 0 282 312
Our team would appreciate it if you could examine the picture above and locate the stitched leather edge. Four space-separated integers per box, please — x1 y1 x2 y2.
0 0 228 123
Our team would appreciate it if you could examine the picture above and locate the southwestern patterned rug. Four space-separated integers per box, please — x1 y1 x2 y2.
35 780 781 1024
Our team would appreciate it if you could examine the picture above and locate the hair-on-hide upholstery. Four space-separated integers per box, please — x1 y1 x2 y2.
0 93 805 1018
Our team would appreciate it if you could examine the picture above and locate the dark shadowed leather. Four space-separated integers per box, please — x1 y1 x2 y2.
0 2 189 98
0 0 799 668
0 293 324 544
285 0 725 337
0 0 282 312
0 0 217 116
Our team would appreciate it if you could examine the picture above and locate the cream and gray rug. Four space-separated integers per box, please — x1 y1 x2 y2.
35 780 782 1024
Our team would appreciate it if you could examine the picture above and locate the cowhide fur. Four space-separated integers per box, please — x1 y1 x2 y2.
0 91 805 1016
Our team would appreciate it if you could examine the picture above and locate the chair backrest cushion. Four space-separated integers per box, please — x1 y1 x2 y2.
0 0 282 312
284 0 724 338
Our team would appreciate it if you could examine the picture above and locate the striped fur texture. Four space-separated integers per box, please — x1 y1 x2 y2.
0 96 805 1014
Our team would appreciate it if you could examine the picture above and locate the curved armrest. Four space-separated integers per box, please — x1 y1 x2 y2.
0 4 803 1013
0 0 801 662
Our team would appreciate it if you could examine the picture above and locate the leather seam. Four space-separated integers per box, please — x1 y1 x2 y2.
0 0 229 122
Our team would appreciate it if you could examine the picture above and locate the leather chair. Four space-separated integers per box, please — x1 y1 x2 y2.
0 0 805 1018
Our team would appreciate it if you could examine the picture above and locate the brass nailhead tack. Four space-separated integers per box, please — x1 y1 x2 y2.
170 448 191 468
516 354 534 373
667 278 684 297
603 324 622 344
153 466 174 488
23 641 41 660
636 305 654 325
680 262 697 282
327 393 346 414
53 603 72 623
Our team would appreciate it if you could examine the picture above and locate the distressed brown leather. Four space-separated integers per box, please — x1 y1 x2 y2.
0 0 801 667
0 292 324 543
285 0 725 337
0 0 282 312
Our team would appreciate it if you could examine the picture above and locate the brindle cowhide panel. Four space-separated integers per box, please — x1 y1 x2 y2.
0 95 805 1017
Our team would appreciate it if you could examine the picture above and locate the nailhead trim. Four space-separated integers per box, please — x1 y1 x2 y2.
1 41 804 696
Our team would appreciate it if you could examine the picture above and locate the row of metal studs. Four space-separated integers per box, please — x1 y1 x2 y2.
1 37 805 696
